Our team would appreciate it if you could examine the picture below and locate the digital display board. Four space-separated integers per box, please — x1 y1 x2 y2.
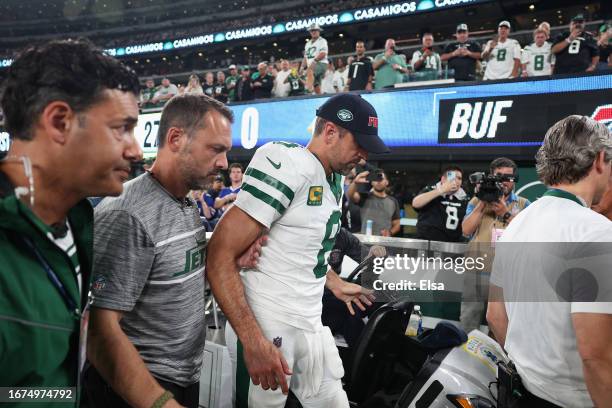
3 74 610 159
130 74 611 158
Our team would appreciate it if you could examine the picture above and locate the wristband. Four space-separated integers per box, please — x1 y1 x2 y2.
151 391 174 408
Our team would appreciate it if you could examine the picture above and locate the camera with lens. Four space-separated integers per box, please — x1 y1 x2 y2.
469 172 517 203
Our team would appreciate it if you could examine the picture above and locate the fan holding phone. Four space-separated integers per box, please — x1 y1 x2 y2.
347 162 401 237
412 165 469 242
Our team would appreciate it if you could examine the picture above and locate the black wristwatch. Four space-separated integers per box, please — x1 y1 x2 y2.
502 211 512 223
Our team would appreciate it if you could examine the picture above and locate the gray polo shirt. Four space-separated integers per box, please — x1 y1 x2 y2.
92 173 206 386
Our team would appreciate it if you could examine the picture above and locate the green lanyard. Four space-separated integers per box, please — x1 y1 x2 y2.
542 188 586 207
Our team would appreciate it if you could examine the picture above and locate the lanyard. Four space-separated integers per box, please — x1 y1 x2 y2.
21 236 79 316
542 188 586 207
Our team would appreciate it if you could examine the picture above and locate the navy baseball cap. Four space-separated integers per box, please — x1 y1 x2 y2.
315 94 390 154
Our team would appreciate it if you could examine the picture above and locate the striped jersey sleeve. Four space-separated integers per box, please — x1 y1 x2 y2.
234 142 303 229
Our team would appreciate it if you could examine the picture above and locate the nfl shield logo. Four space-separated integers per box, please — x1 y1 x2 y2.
273 336 282 348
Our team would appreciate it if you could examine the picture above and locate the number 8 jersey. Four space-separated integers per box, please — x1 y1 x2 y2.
521 41 555 77
233 141 343 331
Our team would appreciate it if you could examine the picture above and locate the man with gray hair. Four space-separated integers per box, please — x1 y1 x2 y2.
252 61 274 99
487 115 612 408
85 94 262 408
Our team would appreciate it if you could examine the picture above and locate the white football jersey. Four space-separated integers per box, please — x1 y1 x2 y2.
234 141 343 331
521 42 555 77
483 38 521 80
304 37 329 65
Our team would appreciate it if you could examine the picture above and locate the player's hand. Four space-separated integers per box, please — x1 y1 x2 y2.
353 171 370 184
491 199 509 217
243 336 292 394
452 48 460 57
586 65 596 72
392 63 401 71
226 193 238 202
330 280 375 315
237 235 267 269
459 47 469 56
384 48 394 58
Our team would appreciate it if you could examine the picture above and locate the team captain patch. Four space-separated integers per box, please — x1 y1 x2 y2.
307 186 323 206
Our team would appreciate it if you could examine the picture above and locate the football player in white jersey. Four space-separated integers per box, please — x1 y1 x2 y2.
482 20 522 80
206 94 389 407
521 28 555 77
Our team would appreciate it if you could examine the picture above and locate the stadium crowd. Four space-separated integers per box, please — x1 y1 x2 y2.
138 16 612 109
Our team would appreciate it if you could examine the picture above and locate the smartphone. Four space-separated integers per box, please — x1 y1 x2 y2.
447 171 456 182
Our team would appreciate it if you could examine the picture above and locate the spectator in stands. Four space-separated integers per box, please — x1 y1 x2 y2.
482 21 521 80
139 78 157 108
273 59 291 98
373 38 409 89
203 174 225 229
251 61 274 99
321 60 336 94
538 21 551 39
347 41 374 91
412 166 468 242
150 77 178 106
226 64 239 102
411 32 442 78
285 62 307 96
301 23 329 94
596 22 611 70
441 24 482 81
184 74 204 95
348 169 401 236
215 162 243 212
521 29 555 77
214 71 228 103
333 58 349 92
235 66 253 102
267 62 278 79
460 157 530 333
202 72 215 98
552 14 599 74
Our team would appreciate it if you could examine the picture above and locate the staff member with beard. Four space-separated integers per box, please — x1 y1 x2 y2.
85 94 262 408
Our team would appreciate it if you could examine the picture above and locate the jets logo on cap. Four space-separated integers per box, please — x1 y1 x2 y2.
368 116 378 128
337 109 353 122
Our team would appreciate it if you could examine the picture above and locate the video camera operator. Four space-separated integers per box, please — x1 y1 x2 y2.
348 163 401 237
459 157 531 333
